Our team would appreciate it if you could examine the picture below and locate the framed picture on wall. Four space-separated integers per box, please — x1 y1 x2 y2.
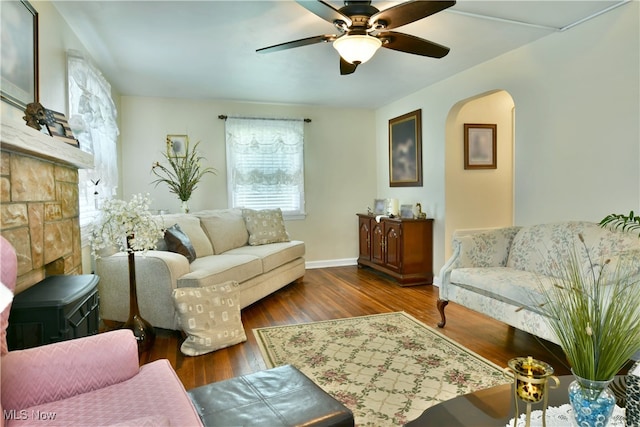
464 123 497 169
0 0 39 109
166 134 189 158
389 109 422 187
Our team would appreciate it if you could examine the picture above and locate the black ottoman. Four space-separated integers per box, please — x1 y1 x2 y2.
187 364 354 427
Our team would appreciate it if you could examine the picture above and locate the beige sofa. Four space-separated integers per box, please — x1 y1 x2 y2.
96 209 305 330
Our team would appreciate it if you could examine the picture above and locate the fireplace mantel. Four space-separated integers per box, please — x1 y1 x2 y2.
1 117 93 169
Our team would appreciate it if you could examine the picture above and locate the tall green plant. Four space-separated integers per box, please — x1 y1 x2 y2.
537 235 640 380
151 140 216 202
599 211 640 237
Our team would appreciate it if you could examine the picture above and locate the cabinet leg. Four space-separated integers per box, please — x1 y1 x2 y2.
436 299 448 328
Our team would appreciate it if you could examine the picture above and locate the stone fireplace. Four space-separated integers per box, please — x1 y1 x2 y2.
1 116 93 294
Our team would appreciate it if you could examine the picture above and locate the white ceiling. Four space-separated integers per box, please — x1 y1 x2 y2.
51 0 627 109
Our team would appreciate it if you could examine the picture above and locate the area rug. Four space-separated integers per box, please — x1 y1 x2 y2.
253 312 508 426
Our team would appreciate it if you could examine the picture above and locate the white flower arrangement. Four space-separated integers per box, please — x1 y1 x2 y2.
89 193 164 257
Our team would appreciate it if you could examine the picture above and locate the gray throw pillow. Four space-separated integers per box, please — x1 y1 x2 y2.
164 223 196 262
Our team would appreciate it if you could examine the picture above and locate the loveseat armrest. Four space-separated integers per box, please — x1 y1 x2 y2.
452 226 521 269
1 330 139 410
438 227 521 300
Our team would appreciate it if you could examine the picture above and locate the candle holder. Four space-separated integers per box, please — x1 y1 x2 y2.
504 356 559 427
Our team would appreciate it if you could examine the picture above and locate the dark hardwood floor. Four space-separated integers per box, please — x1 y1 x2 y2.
127 266 573 391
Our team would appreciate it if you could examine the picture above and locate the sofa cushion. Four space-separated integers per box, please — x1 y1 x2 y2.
155 214 213 257
195 209 249 254
242 208 290 246
178 254 263 288
225 241 305 274
172 281 247 356
164 224 196 263
450 267 556 310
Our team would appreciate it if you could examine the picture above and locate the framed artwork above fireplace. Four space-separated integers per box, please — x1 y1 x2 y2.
0 0 39 110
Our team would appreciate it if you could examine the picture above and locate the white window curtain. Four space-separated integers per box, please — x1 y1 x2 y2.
225 117 305 218
67 50 119 242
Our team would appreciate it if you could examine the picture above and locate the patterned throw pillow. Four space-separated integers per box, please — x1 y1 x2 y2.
242 208 290 246
172 281 247 356
164 223 196 262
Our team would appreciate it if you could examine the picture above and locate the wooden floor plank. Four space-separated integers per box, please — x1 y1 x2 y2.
113 266 573 390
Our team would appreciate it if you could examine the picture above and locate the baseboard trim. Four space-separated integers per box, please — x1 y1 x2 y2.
305 258 358 269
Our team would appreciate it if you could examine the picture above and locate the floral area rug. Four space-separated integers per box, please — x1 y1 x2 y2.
253 312 508 426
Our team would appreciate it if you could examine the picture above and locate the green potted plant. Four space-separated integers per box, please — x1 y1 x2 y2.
599 210 640 236
151 139 216 213
537 234 640 426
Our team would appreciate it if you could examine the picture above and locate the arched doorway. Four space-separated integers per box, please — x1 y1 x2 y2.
443 90 515 258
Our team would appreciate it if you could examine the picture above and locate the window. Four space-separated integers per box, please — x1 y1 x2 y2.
67 50 119 242
225 117 306 219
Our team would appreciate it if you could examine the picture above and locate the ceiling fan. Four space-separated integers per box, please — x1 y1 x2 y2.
257 0 456 75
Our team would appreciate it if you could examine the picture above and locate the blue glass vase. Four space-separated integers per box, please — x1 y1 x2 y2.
568 373 615 427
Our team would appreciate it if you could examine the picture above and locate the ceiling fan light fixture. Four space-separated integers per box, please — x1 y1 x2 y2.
333 34 382 65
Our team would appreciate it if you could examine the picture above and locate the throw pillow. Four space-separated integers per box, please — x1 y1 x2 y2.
154 214 213 257
196 209 249 254
172 281 247 356
242 208 290 246
164 224 196 263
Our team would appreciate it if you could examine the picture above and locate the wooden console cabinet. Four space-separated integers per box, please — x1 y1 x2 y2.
357 214 433 286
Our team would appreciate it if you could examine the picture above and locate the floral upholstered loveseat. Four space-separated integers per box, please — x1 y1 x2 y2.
436 221 640 345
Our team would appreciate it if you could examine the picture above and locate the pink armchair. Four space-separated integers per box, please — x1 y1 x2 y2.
0 236 203 426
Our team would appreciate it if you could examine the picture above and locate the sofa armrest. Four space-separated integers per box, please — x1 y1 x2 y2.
1 330 139 410
96 250 190 330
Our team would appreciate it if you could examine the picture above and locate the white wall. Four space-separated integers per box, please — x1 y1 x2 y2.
1 1 96 121
443 90 514 259
375 2 639 274
119 97 377 264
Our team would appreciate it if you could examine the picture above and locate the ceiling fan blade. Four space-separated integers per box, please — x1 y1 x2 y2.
378 31 450 58
257 34 337 54
340 57 358 75
370 1 455 30
295 0 352 27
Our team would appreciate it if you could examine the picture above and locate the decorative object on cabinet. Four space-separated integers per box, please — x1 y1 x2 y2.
414 202 427 219
389 109 422 187
373 199 385 214
385 198 399 216
400 204 414 219
464 123 497 169
357 213 433 286
152 138 217 211
0 0 38 110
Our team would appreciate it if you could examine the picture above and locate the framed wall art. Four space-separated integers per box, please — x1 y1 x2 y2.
464 123 497 169
166 134 188 157
0 0 39 109
389 109 422 187
373 199 386 214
